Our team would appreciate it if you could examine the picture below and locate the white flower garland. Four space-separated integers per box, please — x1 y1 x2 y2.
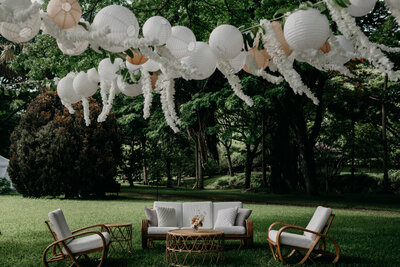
61 100 75 114
82 97 91 126
0 2 40 24
140 69 153 119
323 0 399 82
98 79 116 122
157 73 180 133
217 59 254 107
260 19 320 105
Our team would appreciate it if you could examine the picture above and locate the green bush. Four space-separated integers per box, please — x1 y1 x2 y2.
328 174 378 194
389 170 400 194
0 177 11 194
212 173 264 189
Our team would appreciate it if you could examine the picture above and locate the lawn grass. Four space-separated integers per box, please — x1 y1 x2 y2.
1 194 400 266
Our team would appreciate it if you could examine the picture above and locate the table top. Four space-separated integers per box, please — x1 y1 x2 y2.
103 222 132 227
167 229 224 237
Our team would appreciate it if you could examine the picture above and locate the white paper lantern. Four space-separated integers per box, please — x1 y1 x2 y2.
284 8 330 51
228 51 246 73
98 58 121 81
87 67 100 84
92 5 140 53
46 0 82 29
386 0 400 9
143 16 172 46
73 71 98 98
209 24 243 60
330 35 356 65
165 26 196 59
126 61 141 72
57 72 81 104
141 59 160 72
0 12 41 43
181 41 217 80
117 75 142 97
57 25 88 56
347 0 377 17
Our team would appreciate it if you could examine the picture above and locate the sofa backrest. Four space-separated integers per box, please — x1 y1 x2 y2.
182 201 213 228
154 202 183 227
213 202 242 225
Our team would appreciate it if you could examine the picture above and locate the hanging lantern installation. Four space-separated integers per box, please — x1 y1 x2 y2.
143 16 172 46
73 71 98 98
229 51 246 73
346 0 377 17
165 26 196 59
209 24 243 60
46 0 82 30
243 48 271 74
386 0 400 9
181 41 217 80
270 21 292 57
57 72 81 105
57 24 88 56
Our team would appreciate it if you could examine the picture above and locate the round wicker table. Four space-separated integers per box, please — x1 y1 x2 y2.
165 229 224 266
101 223 132 253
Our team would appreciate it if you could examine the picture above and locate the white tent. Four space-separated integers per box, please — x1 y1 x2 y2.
0 155 14 190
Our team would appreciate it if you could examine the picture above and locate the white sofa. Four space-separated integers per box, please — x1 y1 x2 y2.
141 201 253 248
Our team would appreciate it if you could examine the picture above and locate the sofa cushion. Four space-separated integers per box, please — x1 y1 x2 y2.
48 209 73 244
154 202 183 227
179 227 213 230
214 226 246 235
304 206 331 240
155 206 177 227
214 207 238 228
269 230 314 249
144 207 158 227
213 202 242 225
62 232 110 255
148 227 179 235
182 202 213 228
235 208 252 227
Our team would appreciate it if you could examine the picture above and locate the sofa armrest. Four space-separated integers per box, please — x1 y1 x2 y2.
141 219 149 234
245 219 253 237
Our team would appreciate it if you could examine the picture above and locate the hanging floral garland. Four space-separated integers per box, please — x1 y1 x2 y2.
140 69 153 119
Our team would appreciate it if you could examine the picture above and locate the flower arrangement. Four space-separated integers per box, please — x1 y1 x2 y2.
190 213 205 232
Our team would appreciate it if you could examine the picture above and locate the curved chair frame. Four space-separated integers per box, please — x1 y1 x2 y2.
43 221 111 267
267 214 340 265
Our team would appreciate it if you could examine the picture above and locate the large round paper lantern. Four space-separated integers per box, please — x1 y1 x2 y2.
243 48 271 74
141 59 160 72
0 13 41 43
271 21 292 56
98 58 121 81
229 51 246 73
92 5 140 53
73 71 98 98
284 8 330 51
47 0 82 29
126 49 148 65
166 26 196 59
347 0 377 17
117 76 142 97
386 0 400 9
57 72 81 104
57 25 88 56
209 24 243 60
143 16 172 46
181 42 217 80
87 67 100 84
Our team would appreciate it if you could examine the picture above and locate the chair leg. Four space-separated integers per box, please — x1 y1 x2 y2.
268 242 278 260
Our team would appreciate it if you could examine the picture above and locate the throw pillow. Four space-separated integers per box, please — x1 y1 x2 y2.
214 207 238 228
155 206 177 227
235 208 252 226
144 207 158 226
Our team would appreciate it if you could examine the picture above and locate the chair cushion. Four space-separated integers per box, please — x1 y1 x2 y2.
269 230 314 249
148 227 179 234
214 226 246 235
213 202 242 225
62 232 110 255
48 209 73 244
144 207 158 227
182 202 213 228
154 202 183 227
179 227 213 230
235 208 252 226
214 207 238 228
155 206 177 227
304 206 332 240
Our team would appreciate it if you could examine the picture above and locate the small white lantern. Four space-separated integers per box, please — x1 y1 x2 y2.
141 59 160 72
209 24 243 60
73 71 98 98
98 58 121 81
57 25 88 56
57 72 81 104
92 5 140 53
143 16 172 46
386 0 400 9
228 51 246 73
181 41 217 80
165 26 196 59
46 0 82 29
284 8 330 51
87 67 100 84
347 0 377 17
126 61 140 72
117 76 142 97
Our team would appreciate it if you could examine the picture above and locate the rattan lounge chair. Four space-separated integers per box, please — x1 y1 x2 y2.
267 206 340 264
43 209 111 267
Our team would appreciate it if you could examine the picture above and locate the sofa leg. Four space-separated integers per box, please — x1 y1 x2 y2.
142 236 148 249
246 237 253 248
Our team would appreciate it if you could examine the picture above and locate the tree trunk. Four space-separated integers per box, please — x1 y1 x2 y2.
261 113 267 187
177 171 182 187
141 138 148 185
166 157 172 188
193 138 199 189
350 119 355 179
382 73 389 192
245 144 252 189
224 143 234 177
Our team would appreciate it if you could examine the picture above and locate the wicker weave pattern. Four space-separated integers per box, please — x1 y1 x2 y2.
102 223 132 253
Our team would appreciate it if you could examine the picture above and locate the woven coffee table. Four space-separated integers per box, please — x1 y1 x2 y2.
102 223 132 253
166 229 224 266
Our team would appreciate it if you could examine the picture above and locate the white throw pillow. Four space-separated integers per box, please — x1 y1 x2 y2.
214 207 238 228
155 206 177 227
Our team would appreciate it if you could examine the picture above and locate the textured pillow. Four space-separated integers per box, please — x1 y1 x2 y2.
214 207 238 228
155 206 177 227
144 207 158 226
235 208 252 226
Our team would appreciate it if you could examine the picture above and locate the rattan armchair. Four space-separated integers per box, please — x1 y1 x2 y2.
43 209 111 267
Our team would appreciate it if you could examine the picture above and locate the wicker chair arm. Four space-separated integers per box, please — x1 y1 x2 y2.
277 225 327 238
268 222 296 236
72 224 110 234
